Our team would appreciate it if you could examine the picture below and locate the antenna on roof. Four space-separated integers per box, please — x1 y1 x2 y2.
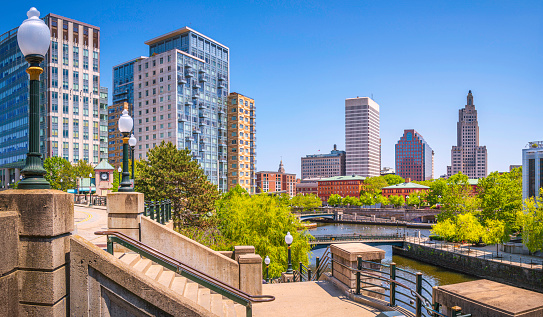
371 93 374 100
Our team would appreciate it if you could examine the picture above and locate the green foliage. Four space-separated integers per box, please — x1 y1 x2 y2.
424 178 447 206
359 192 375 206
216 190 312 278
407 194 422 207
376 195 389 206
382 174 405 186
478 168 522 230
135 141 219 228
388 195 405 207
455 213 484 244
342 196 359 206
72 160 95 179
289 193 322 211
327 194 342 206
44 157 73 190
111 170 120 192
482 218 510 247
361 176 388 197
438 172 480 221
516 194 543 253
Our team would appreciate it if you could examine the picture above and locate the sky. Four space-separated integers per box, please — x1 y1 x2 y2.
3 0 542 178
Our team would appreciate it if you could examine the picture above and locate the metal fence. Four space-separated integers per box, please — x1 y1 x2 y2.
144 200 172 224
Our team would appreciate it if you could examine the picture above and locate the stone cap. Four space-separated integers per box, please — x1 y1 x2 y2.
435 279 543 315
238 254 262 264
330 243 385 262
234 245 255 261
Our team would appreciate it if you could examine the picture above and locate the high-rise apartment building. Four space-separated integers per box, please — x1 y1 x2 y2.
395 129 434 181
226 92 256 193
256 161 296 196
114 27 229 191
108 102 132 169
522 141 543 201
447 91 487 178
0 14 103 187
301 144 346 180
99 87 109 161
345 97 380 177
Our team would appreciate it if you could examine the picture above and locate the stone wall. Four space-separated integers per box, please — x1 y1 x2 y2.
0 210 19 316
394 242 543 293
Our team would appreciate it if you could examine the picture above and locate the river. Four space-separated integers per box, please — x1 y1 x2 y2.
305 222 477 310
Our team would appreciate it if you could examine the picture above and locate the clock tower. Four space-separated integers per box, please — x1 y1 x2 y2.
94 160 115 196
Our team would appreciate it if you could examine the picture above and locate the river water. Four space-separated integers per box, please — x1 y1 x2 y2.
305 222 477 306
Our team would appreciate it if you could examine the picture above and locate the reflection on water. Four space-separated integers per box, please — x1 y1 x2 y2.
306 222 477 288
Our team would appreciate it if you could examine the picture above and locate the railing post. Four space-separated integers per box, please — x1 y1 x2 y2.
416 272 422 317
356 255 361 295
159 200 164 224
390 262 396 306
451 306 462 317
432 286 440 317
150 201 155 220
316 257 320 280
144 201 148 216
299 262 303 282
308 268 312 281
246 302 252 317
107 236 113 255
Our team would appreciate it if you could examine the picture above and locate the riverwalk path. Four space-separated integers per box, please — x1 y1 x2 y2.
74 204 108 247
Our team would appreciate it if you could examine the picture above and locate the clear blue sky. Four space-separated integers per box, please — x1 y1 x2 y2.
4 1 542 177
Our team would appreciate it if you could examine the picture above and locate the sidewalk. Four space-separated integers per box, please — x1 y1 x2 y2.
407 236 543 270
74 204 108 247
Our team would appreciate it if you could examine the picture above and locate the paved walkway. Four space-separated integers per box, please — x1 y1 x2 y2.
74 204 108 247
407 237 543 270
253 281 380 317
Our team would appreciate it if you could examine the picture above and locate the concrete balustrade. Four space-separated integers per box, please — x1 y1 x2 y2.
107 192 145 241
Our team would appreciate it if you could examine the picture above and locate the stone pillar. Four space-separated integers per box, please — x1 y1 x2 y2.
234 245 255 262
0 189 73 316
107 192 144 241
238 254 262 295
0 210 19 316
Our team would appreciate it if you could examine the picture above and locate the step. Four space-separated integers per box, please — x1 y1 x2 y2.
158 270 175 288
117 253 140 267
184 281 199 303
133 258 153 274
171 276 188 295
234 303 246 317
210 294 224 317
197 288 211 311
145 264 163 281
223 299 236 317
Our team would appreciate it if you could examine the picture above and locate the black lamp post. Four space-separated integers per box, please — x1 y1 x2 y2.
117 109 134 192
285 232 293 274
129 134 137 183
88 173 93 206
264 256 270 283
17 8 51 189
117 166 122 184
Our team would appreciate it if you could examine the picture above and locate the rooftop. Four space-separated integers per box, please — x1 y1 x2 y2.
319 175 366 182
382 182 430 189
144 26 229 49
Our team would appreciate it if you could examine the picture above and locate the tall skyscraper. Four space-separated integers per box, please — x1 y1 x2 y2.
227 92 256 193
345 97 380 177
395 129 434 181
113 27 230 191
447 91 487 178
0 14 103 186
301 144 346 179
522 141 543 201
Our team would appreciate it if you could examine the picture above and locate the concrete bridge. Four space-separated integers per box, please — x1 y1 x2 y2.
296 206 439 223
309 233 405 248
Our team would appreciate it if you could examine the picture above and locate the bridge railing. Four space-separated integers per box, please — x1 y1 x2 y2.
144 199 172 224
310 233 405 243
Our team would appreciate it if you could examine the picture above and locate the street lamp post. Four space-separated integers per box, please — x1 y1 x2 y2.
129 134 137 184
89 173 93 206
17 8 51 189
117 109 134 192
264 256 270 283
117 166 122 184
285 232 293 274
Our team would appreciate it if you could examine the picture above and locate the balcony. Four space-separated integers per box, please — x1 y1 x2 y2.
185 69 195 78
218 126 226 131
192 81 201 89
198 102 206 109
193 128 201 134
177 75 187 85
219 156 227 162
199 112 209 118
218 81 226 88
199 74 208 82
192 93 199 100
185 100 192 106
177 113 188 122
219 142 227 147
185 136 194 141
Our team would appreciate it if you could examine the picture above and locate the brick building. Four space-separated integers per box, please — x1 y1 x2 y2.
381 180 430 199
317 175 366 203
256 161 296 196
295 178 320 196
107 102 132 169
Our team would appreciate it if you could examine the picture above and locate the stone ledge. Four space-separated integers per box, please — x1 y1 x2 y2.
0 189 74 237
19 297 67 317
18 235 70 270
107 192 144 215
18 266 67 304
0 211 18 275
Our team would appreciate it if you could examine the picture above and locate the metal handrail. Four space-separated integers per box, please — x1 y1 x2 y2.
330 258 446 317
95 230 275 316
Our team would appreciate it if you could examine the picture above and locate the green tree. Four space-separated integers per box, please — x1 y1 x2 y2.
455 213 484 252
407 195 421 208
425 178 447 206
72 159 94 178
361 176 388 197
438 172 480 221
216 190 312 278
44 157 73 190
516 195 543 254
342 196 359 206
135 141 219 228
359 192 375 206
327 194 342 206
111 169 120 192
432 218 456 241
482 218 510 257
478 168 522 229
389 195 405 207
376 195 389 206
383 174 405 186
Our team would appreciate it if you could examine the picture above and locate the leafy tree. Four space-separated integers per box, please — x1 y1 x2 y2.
135 141 219 228
216 190 312 278
327 194 342 206
73 160 94 179
342 196 359 206
383 174 405 186
516 195 543 254
376 195 389 206
478 168 522 230
482 218 510 257
44 157 73 190
438 172 480 221
455 213 484 252
361 176 388 197
289 194 321 211
389 195 405 207
110 169 120 192
407 195 421 208
359 192 375 206
432 218 456 241
425 178 447 206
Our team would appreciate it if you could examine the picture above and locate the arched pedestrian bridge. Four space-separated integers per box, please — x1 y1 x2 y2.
309 233 405 249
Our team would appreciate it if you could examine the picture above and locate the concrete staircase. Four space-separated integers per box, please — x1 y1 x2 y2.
115 252 247 316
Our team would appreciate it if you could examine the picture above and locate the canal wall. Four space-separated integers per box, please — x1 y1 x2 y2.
393 242 543 293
